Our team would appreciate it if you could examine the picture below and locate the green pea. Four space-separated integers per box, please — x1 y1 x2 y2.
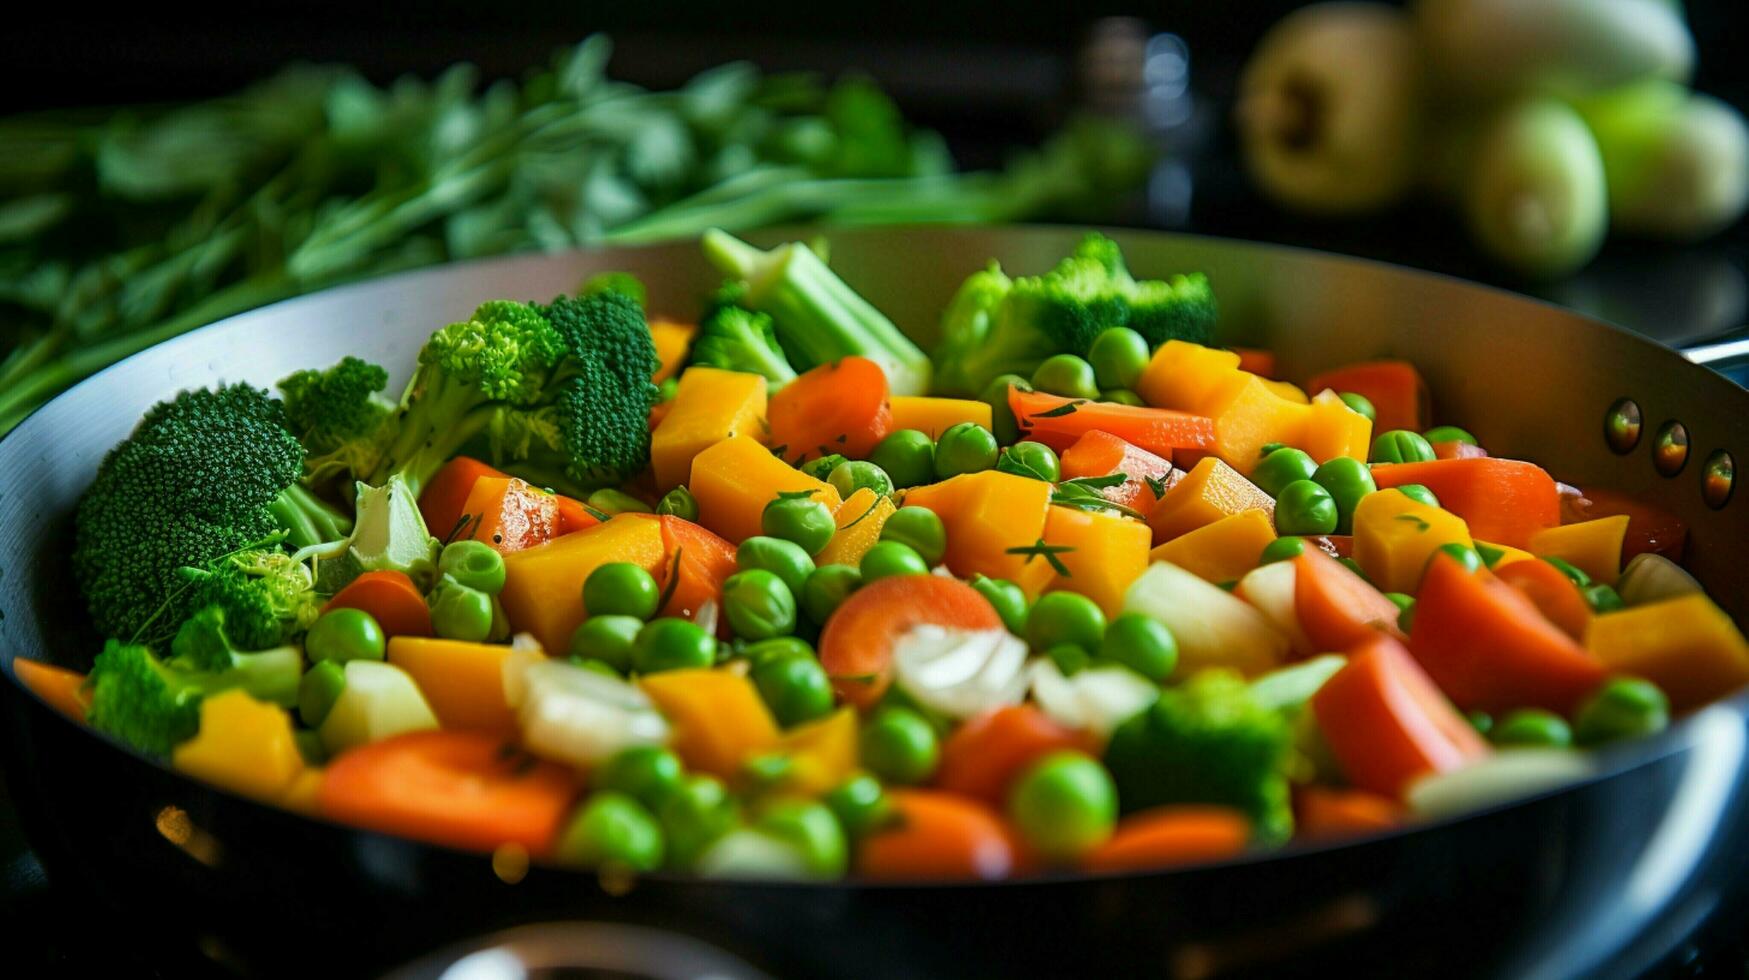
1467 710 1494 736
829 460 893 500
438 540 506 595
979 374 1032 445
1100 389 1145 406
583 562 661 620
997 440 1061 483
593 746 685 811
634 618 717 674
752 652 834 727
1031 354 1101 400
1573 677 1670 745
800 564 862 623
568 614 645 673
1434 542 1483 574
1253 447 1318 498
1383 592 1414 614
739 752 796 791
588 487 653 516
824 774 894 838
1088 327 1151 390
800 454 849 482
656 486 699 521
557 792 664 872
1338 392 1377 421
306 608 385 664
1007 752 1117 861
1258 442 1289 458
756 799 848 878
429 578 495 642
1491 709 1573 748
577 659 623 678
1423 425 1477 446
869 429 936 489
762 494 837 555
658 774 740 870
934 422 999 479
656 376 679 402
1259 536 1308 565
879 506 947 566
1396 483 1440 508
1371 430 1436 464
1584 584 1624 613
970 574 1029 636
737 535 817 595
721 570 797 641
860 541 929 583
1311 457 1377 534
297 659 346 727
1543 556 1592 588
859 707 940 784
1047 643 1091 675
1099 613 1178 682
1026 591 1107 653
740 636 817 668
1274 480 1338 536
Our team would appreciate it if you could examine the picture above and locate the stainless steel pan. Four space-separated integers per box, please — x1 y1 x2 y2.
2 227 1745 979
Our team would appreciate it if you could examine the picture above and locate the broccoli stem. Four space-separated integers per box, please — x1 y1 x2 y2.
267 483 355 550
367 376 495 498
702 229 931 396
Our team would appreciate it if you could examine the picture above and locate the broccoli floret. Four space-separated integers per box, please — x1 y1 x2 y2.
73 384 353 644
580 270 648 310
1103 669 1295 844
177 546 325 651
1125 273 1217 348
688 304 798 388
278 356 396 485
168 605 304 708
84 640 206 757
927 261 1014 397
701 229 931 396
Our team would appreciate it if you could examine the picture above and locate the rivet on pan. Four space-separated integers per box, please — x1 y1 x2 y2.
1604 398 1642 454
1702 450 1735 510
1653 421 1689 477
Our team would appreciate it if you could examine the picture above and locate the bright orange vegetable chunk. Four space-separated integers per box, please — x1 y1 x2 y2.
768 356 892 465
1009 387 1215 458
638 669 781 778
1304 360 1429 434
1586 594 1749 711
324 570 433 639
1495 559 1593 641
653 516 739 622
1371 458 1560 549
1294 787 1402 839
901 470 1054 593
1293 548 1405 650
819 575 1004 710
651 367 769 491
1081 806 1252 873
935 705 1097 806
648 318 696 384
856 789 1016 881
456 476 561 555
499 514 667 654
387 636 522 734
888 396 992 440
13 659 89 723
419 457 508 540
817 488 897 567
688 435 841 544
1039 505 1152 618
1150 509 1277 585
1059 430 1178 513
1146 456 1275 545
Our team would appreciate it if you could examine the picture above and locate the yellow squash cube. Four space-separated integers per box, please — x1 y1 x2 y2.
171 690 305 803
1302 389 1374 465
1040 505 1153 617
689 435 842 544
500 515 667 653
817 488 897 567
901 471 1053 594
639 669 781 778
887 396 993 440
1587 594 1749 710
1135 340 1243 411
1146 456 1275 544
651 367 769 490
1353 489 1474 594
1150 509 1277 585
1530 515 1630 585
387 637 527 734
778 707 859 795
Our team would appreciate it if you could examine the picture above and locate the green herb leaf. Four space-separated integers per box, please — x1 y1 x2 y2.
1005 538 1075 577
1032 400 1087 419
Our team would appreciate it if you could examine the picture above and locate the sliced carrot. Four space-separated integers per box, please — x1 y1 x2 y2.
1233 348 1276 379
855 789 1016 881
1294 787 1402 839
1058 430 1178 513
1495 559 1593 641
554 495 602 536
1009 387 1215 458
653 515 739 623
1371 458 1560 548
1312 635 1492 799
1081 806 1251 874
1304 361 1428 434
457 476 562 555
1293 549 1405 650
934 705 1098 807
14 659 89 723
324 570 433 638
1409 554 1606 714
419 457 508 540
767 356 892 465
319 730 580 855
818 575 1003 710
1562 486 1687 562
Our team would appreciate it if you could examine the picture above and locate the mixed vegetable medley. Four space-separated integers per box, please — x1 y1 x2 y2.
19 230 1749 882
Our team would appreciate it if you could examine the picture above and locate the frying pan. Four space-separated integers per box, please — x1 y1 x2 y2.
2 226 1746 979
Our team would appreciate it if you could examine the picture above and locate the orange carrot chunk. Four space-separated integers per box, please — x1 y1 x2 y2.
1293 548 1406 650
1294 786 1403 839
1305 360 1429 434
1371 458 1560 549
14 659 90 723
653 515 739 622
1009 387 1215 458
419 457 508 540
767 356 892 465
818 575 1003 710
1081 806 1252 873
554 495 602 536
934 705 1099 806
1495 559 1593 641
855 789 1017 881
324 570 433 638
457 476 562 555
1562 486 1687 562
1058 430 1178 513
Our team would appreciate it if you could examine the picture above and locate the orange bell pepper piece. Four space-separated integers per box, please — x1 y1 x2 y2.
1304 360 1429 434
1145 456 1274 545
1370 458 1560 549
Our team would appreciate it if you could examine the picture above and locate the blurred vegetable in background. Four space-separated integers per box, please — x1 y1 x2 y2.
1237 0 1747 279
0 36 1152 434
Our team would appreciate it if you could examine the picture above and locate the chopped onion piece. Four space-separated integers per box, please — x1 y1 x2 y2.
517 660 669 769
892 624 1029 720
1618 553 1703 607
1028 659 1159 740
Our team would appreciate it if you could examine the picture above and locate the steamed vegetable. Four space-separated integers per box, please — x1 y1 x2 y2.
1463 98 1609 279
1415 0 1694 100
1580 81 1749 240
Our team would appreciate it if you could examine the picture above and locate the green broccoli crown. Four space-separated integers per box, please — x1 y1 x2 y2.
1125 273 1217 348
177 547 322 651
1103 669 1295 844
688 304 798 386
278 356 392 451
579 270 648 310
1071 232 1129 278
421 300 569 405
166 603 306 708
84 639 205 757
1005 255 1127 353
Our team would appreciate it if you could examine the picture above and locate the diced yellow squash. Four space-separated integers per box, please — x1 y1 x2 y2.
639 669 781 778
649 318 696 384
1352 489 1474 594
1476 539 1536 568
1303 389 1374 465
901 471 1054 595
887 396 993 440
500 515 667 653
171 690 304 802
1211 375 1314 475
1264 379 1310 404
1039 505 1153 618
1587 594 1749 710
778 707 859 795
1150 509 1277 584
690 435 841 544
1146 456 1276 544
1136 340 1243 411
1530 516 1630 585
818 488 896 567
651 367 768 490
387 636 525 734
